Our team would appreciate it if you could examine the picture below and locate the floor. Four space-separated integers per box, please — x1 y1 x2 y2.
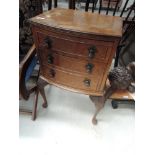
19 85 135 155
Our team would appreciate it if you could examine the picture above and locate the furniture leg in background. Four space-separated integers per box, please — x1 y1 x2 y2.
111 99 134 109
37 77 48 108
110 90 135 109
32 88 39 120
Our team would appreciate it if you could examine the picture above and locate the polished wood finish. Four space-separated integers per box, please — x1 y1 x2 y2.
30 8 122 37
90 83 115 124
41 64 99 91
37 31 114 61
30 8 122 124
39 49 107 76
90 95 106 124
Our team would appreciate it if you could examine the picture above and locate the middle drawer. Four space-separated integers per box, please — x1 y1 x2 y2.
38 48 107 76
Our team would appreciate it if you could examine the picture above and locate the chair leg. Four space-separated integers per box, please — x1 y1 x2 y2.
111 100 118 109
37 77 48 108
32 89 39 120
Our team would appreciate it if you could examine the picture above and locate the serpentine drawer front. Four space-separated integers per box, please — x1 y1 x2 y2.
37 31 114 62
30 8 122 97
40 64 99 91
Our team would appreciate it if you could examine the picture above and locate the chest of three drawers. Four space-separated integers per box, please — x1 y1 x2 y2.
32 26 120 96
29 8 122 124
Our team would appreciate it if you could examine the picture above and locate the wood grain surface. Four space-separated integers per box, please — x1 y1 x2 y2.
30 8 122 37
30 8 122 96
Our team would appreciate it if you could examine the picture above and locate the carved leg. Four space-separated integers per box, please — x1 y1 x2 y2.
90 86 116 125
37 77 48 108
89 96 105 125
32 89 39 120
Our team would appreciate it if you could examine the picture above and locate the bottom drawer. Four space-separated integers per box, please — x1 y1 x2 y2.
40 65 99 91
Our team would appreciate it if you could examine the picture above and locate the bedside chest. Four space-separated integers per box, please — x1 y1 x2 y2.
29 8 122 124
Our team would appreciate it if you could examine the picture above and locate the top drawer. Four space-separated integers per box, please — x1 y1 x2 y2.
36 31 114 62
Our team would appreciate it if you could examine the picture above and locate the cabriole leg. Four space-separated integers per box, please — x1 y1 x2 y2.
37 77 48 108
89 96 105 125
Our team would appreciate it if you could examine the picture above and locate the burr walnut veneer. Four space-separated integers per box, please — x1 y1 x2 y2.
30 8 122 124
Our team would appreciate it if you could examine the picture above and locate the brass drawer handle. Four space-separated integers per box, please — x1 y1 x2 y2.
83 79 91 87
44 37 52 49
50 69 56 77
85 63 94 73
88 46 96 59
47 54 54 64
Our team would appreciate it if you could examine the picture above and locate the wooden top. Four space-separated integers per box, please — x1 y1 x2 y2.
29 8 122 37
